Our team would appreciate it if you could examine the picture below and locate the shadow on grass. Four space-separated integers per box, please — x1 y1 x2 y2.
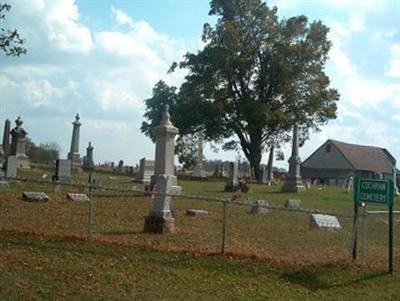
282 267 386 291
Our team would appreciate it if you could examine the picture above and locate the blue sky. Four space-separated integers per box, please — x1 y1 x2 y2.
0 0 399 168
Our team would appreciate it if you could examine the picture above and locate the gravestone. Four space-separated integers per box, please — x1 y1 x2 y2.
284 199 302 209
346 176 354 193
22 192 49 202
144 105 181 233
66 193 90 202
88 172 101 187
191 135 207 180
118 160 124 173
5 155 17 178
186 209 209 217
137 158 154 184
250 200 269 214
309 214 341 231
220 164 225 177
213 164 220 177
9 117 30 169
259 166 268 184
2 119 10 157
0 180 9 190
224 162 238 192
281 124 305 192
55 159 71 183
67 114 82 168
83 142 94 170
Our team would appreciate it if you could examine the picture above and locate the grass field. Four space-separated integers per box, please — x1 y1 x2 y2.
1 164 399 299
1 232 399 300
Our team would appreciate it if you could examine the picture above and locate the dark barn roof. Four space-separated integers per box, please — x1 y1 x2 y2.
329 140 395 174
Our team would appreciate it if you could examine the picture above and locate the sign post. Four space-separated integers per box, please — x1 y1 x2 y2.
354 177 395 274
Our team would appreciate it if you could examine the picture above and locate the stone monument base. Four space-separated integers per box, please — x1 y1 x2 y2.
224 182 239 192
68 152 82 169
281 179 305 193
16 155 30 169
143 215 175 233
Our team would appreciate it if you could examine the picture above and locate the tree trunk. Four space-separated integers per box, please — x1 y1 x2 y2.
266 145 274 180
236 130 263 180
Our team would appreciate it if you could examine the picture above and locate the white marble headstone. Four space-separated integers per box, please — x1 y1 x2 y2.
309 214 341 231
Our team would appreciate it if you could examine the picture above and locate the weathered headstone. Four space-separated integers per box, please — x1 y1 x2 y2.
284 199 302 209
309 214 341 231
191 134 207 180
88 172 101 187
22 192 49 202
186 209 209 217
137 158 154 184
144 105 181 233
2 119 11 157
346 175 354 193
117 160 124 173
0 180 9 190
213 164 220 177
281 124 305 192
55 159 71 183
5 155 17 178
83 142 94 170
9 117 30 169
250 200 269 214
66 193 90 202
224 162 238 191
259 166 268 184
67 114 82 168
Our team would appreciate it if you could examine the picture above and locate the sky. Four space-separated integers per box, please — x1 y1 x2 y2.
0 0 399 169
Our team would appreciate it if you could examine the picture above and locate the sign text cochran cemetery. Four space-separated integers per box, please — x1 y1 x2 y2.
355 178 394 206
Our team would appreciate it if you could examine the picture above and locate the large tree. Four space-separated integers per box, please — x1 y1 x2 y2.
0 4 26 56
143 0 339 178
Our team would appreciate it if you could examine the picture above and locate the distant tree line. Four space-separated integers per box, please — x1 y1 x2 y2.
26 139 61 164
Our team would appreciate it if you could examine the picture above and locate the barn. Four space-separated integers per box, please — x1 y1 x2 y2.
301 139 398 187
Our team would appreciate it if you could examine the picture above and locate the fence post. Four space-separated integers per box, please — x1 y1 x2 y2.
362 204 368 261
221 201 228 254
350 202 359 261
87 185 94 238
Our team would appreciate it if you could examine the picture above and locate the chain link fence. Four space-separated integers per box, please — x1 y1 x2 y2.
1 175 398 269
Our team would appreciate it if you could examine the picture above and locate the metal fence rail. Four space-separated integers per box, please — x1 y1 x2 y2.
3 173 400 264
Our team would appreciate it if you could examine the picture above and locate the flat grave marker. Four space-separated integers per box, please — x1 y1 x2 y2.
309 214 341 231
66 193 90 202
186 209 209 217
22 192 49 202
250 200 269 214
284 199 302 209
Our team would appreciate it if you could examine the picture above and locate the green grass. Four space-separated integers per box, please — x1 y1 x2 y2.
0 232 399 301
1 164 399 299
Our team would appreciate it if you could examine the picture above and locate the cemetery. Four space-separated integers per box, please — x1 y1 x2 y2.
0 63 399 301
1 0 400 299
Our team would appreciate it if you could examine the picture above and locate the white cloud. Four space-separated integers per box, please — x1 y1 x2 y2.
385 44 400 78
111 6 135 28
349 14 365 32
392 114 400 122
22 80 64 107
45 0 93 52
344 78 400 108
